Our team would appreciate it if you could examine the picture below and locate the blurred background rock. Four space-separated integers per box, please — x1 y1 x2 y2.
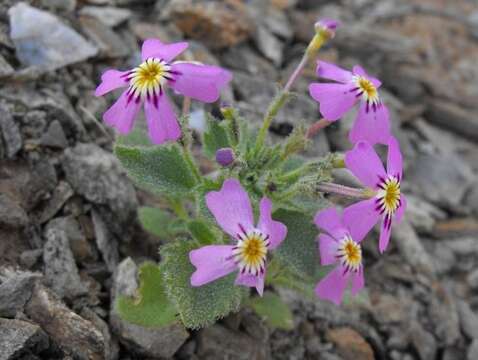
0 0 477 359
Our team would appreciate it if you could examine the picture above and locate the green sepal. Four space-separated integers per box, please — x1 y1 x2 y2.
203 115 231 158
115 262 178 327
249 292 294 330
161 241 247 329
187 219 221 245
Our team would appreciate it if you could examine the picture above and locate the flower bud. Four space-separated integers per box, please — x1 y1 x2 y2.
220 102 235 120
314 19 339 40
215 147 235 167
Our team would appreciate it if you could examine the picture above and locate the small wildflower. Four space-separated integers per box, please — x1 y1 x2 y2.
95 39 232 144
314 19 339 40
189 179 287 295
314 207 365 305
215 147 235 167
309 61 391 145
343 137 407 253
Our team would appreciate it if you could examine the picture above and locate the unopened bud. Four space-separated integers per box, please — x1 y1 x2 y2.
314 19 339 40
220 102 235 120
215 147 235 167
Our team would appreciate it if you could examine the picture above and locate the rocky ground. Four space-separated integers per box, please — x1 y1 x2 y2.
1 0 478 359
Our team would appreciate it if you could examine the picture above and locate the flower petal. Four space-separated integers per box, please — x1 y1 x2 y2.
351 268 365 295
314 207 347 240
144 95 181 144
309 83 357 121
318 233 339 266
141 39 189 62
190 245 236 286
345 141 386 188
103 90 141 134
352 65 381 88
315 266 348 306
170 62 232 103
235 271 265 296
349 102 391 145
379 216 392 253
205 179 254 238
395 195 407 223
317 61 353 83
95 69 129 97
342 198 380 243
257 197 287 250
387 136 403 179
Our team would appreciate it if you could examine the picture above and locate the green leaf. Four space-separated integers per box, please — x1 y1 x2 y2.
116 262 178 327
273 208 318 278
116 127 151 147
187 219 220 245
161 241 247 329
115 144 198 197
138 207 175 239
203 115 231 158
250 292 294 330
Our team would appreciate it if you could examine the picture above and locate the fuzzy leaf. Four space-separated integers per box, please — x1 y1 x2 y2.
116 127 151 147
115 144 198 196
203 116 230 158
187 219 220 245
138 207 175 239
273 208 318 278
116 262 178 327
161 241 247 329
250 292 294 330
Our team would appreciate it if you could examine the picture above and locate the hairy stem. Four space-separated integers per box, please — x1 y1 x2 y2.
317 182 370 199
307 118 332 139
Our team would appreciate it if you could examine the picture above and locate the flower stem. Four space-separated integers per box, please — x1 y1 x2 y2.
306 118 332 139
317 182 370 199
183 145 201 182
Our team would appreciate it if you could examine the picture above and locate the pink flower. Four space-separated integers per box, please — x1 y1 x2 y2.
343 137 407 253
189 179 287 295
314 19 340 39
309 61 391 145
95 39 232 144
314 207 365 305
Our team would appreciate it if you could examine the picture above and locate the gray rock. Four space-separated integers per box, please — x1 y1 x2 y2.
92 209 119 272
25 283 105 360
467 269 478 290
79 6 132 27
0 102 22 158
0 318 49 360
407 152 474 211
469 340 478 360
464 181 478 216
0 268 41 318
43 223 88 299
457 300 478 339
221 44 277 78
0 55 14 78
429 291 460 346
40 120 68 149
392 220 435 274
81 307 119 360
62 143 137 233
40 0 76 11
253 25 283 66
79 16 129 58
197 324 265 360
0 194 28 228
25 160 58 211
32 181 74 224
8 3 97 70
409 322 437 360
405 195 446 234
19 249 43 269
110 257 189 358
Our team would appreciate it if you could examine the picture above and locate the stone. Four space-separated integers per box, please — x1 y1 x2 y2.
0 55 14 77
468 340 478 360
0 193 28 228
39 120 68 149
429 290 461 346
8 3 97 70
168 0 253 49
81 307 119 360
79 6 132 27
434 219 478 239
19 249 43 269
110 257 189 358
32 181 74 224
197 324 265 359
457 300 478 339
253 25 283 66
62 143 137 232
92 209 119 272
405 195 446 234
0 268 41 318
467 269 478 290
0 318 49 360
407 152 474 211
464 181 478 215
326 327 374 360
25 160 58 211
40 0 76 11
221 44 277 79
43 223 88 299
25 283 105 360
409 322 437 360
0 102 22 158
392 220 435 274
79 16 129 59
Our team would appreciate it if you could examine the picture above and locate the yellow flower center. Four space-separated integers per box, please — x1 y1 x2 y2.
232 230 270 276
353 75 379 108
336 236 362 273
376 176 401 217
126 58 173 103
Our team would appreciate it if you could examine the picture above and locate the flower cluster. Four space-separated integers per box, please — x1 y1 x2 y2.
98 19 407 330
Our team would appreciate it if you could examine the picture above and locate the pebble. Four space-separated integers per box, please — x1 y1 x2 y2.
0 194 28 229
469 339 478 360
39 120 69 149
409 321 437 360
0 102 22 158
0 268 41 318
457 300 478 339
8 3 97 70
79 6 132 27
326 327 374 360
0 318 49 360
